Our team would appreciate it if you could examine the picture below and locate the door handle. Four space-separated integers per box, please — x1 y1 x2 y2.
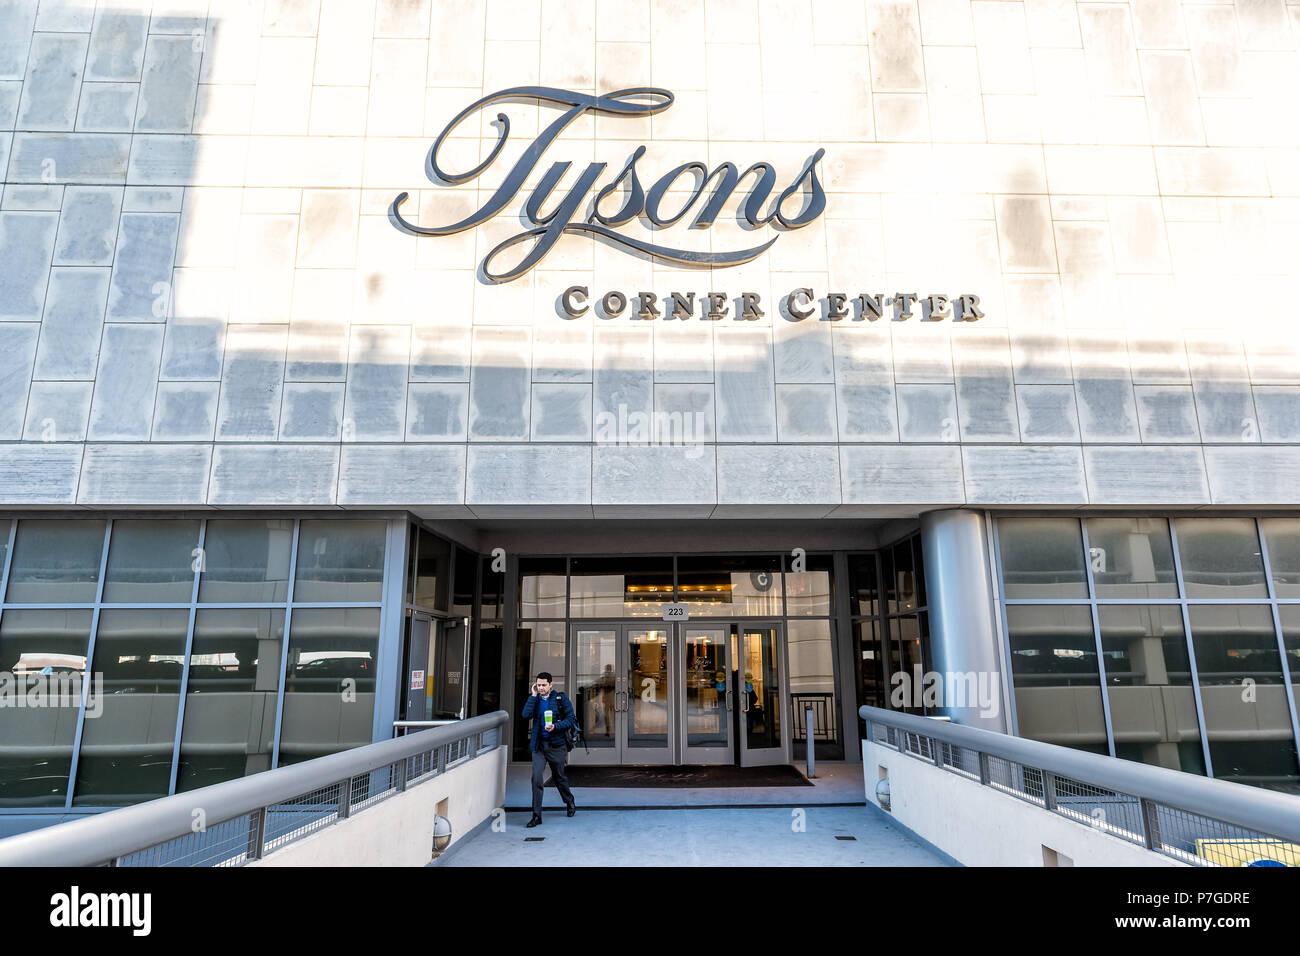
741 690 749 713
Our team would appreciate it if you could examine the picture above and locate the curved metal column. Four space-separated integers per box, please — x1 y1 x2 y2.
919 509 1007 732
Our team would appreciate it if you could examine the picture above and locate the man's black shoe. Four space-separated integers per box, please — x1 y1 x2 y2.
526 815 542 828
566 804 576 817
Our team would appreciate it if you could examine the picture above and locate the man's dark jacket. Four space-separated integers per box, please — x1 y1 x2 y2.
521 690 576 752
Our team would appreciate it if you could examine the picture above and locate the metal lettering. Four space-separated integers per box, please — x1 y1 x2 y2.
637 292 661 320
857 293 885 321
825 292 848 320
785 288 816 320
390 86 825 282
957 294 984 321
669 292 695 321
894 293 918 320
705 292 729 320
601 290 628 317
562 285 589 318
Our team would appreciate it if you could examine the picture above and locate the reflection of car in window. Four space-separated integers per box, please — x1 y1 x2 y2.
286 655 375 692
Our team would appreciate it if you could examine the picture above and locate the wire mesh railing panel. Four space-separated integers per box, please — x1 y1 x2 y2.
1147 803 1299 867
984 755 1047 806
902 731 935 760
406 748 437 783
350 766 400 813
263 782 344 852
117 813 258 868
1049 775 1145 844
939 741 981 779
447 736 471 765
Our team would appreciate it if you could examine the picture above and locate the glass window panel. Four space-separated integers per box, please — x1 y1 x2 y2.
683 627 727 748
627 627 670 748
474 625 503 716
176 608 285 792
997 518 1088 599
278 607 379 765
788 618 840 754
740 626 781 750
1098 604 1204 776
511 621 566 755
0 609 93 807
1005 605 1109 755
848 554 878 617
1189 604 1299 791
293 520 386 603
73 608 189 806
569 556 673 617
1086 518 1178 599
890 614 928 714
786 554 833 616
102 519 200 603
198 519 293 603
574 627 618 750
451 547 478 618
519 558 566 618
880 547 896 613
1278 606 1300 699
914 539 927 609
855 619 886 711
890 540 916 613
413 528 451 611
480 555 504 620
676 555 783 617
1174 518 1267 599
1262 519 1300 599
6 520 106 604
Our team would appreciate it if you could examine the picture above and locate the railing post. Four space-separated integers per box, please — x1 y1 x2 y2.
1140 798 1160 851
338 778 353 819
395 758 408 793
978 751 990 786
1043 771 1057 812
806 706 816 780
932 736 943 767
246 808 266 861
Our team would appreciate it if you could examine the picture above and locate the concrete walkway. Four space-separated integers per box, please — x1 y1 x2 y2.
503 760 868 809
437 804 951 866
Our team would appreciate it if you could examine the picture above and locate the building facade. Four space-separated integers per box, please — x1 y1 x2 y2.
2 0 1300 833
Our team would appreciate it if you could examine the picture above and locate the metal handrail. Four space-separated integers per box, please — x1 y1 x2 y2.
394 719 462 734
861 705 1300 864
0 711 509 868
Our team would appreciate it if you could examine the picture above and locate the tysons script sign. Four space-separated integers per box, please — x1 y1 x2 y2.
390 86 826 282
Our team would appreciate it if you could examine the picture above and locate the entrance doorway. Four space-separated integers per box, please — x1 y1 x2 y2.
569 622 790 767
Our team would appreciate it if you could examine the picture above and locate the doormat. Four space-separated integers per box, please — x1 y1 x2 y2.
555 764 813 788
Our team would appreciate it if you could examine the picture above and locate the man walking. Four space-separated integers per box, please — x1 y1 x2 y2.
521 671 577 828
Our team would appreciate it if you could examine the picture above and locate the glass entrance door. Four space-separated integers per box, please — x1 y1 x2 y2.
622 625 674 763
571 626 618 764
680 626 731 763
570 623 675 765
735 624 790 766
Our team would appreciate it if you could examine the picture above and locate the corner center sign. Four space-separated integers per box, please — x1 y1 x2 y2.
391 85 985 322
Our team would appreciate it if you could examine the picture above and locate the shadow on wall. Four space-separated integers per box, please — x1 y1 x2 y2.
0 3 1291 497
